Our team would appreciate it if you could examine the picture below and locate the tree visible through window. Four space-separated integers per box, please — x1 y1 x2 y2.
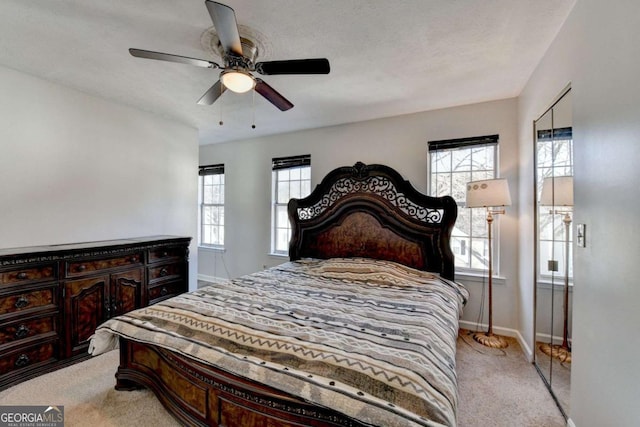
271 155 311 254
428 135 499 271
537 128 573 280
199 164 225 247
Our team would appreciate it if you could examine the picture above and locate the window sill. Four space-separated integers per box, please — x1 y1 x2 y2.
198 245 226 253
454 270 506 286
536 279 574 291
268 253 288 259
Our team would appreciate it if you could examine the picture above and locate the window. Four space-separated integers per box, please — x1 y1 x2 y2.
199 164 225 247
271 155 311 254
537 127 573 280
428 135 499 271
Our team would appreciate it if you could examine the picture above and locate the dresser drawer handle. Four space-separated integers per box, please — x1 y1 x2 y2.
77 264 87 272
160 287 168 296
159 268 169 277
129 256 139 263
15 354 30 368
15 324 30 339
15 296 29 309
162 251 169 257
16 272 28 280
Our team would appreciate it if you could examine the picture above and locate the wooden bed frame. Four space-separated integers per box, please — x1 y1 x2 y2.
114 162 458 426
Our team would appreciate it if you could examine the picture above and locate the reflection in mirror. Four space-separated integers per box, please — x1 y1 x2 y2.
534 87 572 419
539 175 573 363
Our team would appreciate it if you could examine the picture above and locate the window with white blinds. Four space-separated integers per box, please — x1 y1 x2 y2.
428 135 499 271
199 164 225 247
271 155 311 255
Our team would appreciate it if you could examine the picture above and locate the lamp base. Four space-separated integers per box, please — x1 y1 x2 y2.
539 343 572 363
472 332 508 349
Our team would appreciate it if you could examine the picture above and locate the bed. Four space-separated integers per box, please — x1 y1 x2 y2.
89 162 468 427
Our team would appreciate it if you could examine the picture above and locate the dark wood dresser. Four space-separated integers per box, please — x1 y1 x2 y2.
0 235 190 390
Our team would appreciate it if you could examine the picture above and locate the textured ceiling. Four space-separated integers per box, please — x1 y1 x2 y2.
0 0 575 145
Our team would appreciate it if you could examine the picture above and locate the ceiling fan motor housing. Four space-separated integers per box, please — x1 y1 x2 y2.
217 36 259 67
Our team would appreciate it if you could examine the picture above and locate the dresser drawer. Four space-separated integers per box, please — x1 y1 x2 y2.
0 316 57 346
66 253 142 277
148 246 187 263
148 262 185 284
0 237 190 389
148 280 185 304
0 288 56 316
0 265 56 286
0 340 58 376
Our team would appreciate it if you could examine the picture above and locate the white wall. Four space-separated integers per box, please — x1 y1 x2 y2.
0 65 200 290
199 98 521 331
519 0 640 425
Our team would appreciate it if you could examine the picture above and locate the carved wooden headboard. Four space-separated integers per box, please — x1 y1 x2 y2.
288 162 458 280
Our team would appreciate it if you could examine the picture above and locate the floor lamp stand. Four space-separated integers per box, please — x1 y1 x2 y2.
540 212 572 362
473 210 508 349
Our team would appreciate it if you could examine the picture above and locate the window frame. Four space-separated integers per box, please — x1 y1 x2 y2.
198 164 225 249
428 135 502 275
536 128 574 283
270 155 311 256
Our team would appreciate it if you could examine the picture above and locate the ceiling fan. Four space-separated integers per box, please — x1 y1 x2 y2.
129 0 330 111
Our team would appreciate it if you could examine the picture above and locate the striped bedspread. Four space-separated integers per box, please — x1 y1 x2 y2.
90 258 468 427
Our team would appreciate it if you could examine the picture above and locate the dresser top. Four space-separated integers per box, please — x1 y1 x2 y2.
0 235 191 260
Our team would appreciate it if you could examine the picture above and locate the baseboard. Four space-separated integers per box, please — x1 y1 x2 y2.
459 320 533 362
566 418 575 427
536 331 573 348
197 274 229 286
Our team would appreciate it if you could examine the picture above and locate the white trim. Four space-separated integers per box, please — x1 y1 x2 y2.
459 321 533 362
535 331 572 347
198 245 226 253
537 279 574 291
567 418 576 427
197 274 228 286
268 252 288 259
455 271 506 286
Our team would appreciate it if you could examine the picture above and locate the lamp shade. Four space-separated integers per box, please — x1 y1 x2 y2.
540 176 573 207
466 178 512 208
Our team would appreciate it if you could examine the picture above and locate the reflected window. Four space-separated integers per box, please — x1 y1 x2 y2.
537 128 574 280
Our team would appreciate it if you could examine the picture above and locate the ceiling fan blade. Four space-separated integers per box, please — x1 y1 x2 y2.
254 79 294 111
255 58 330 75
197 80 226 105
205 1 243 57
129 48 219 69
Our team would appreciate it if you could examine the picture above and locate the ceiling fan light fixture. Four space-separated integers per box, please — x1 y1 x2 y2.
220 70 255 93
130 2 328 111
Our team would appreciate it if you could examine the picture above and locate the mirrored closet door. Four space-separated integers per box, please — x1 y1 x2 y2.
534 87 573 418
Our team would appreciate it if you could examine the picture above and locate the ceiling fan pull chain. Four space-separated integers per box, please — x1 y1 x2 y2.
251 88 256 129
219 83 224 126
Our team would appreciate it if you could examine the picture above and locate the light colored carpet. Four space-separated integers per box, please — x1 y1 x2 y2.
0 351 179 427
0 330 565 427
456 330 566 427
534 342 571 414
